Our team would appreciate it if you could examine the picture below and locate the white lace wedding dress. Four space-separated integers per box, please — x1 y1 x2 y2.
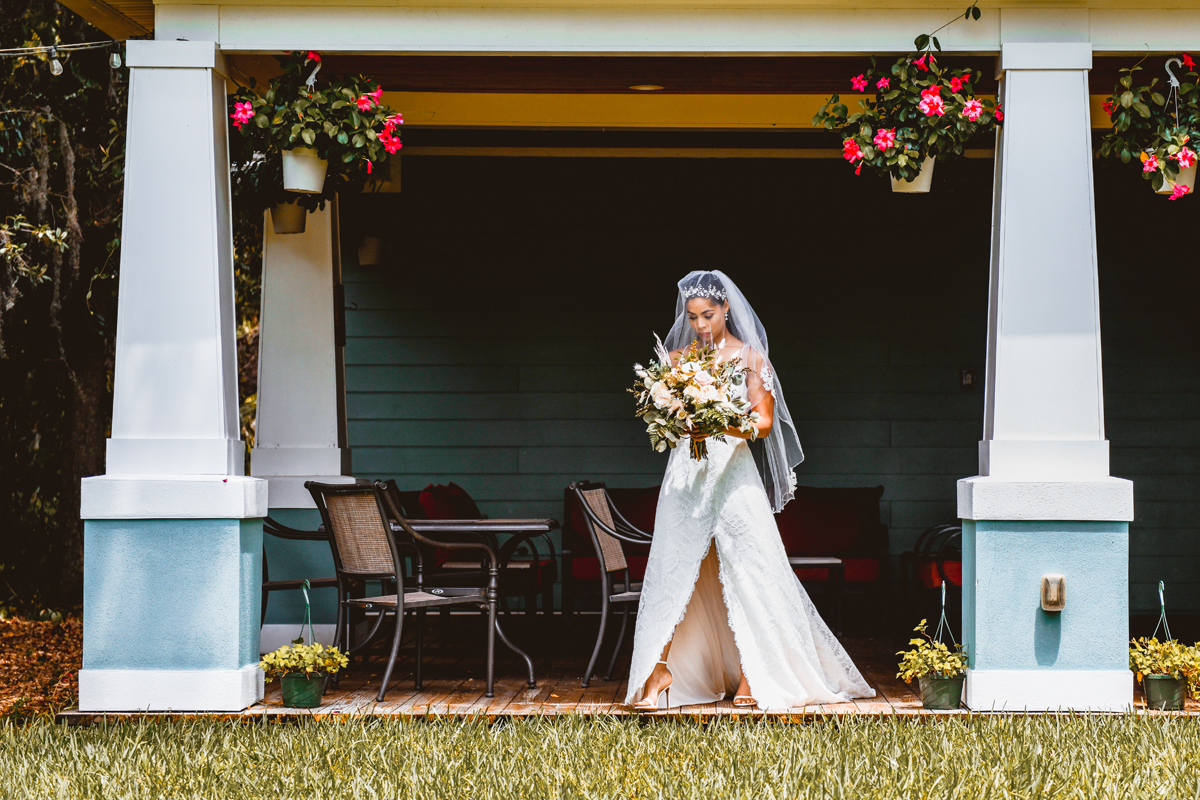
625 394 876 710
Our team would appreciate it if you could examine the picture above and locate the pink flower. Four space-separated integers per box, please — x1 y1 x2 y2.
851 74 868 92
230 100 254 129
1143 153 1159 173
914 54 928 72
962 99 983 121
1102 99 1114 115
1170 183 1191 200
994 104 1004 122
876 77 890 90
842 138 864 164
1174 147 1197 168
368 86 383 105
1184 53 1196 70
918 87 945 116
356 95 374 111
950 76 964 93
383 112 404 134
873 127 896 150
960 72 971 85
366 160 373 175
306 51 321 63
379 132 403 154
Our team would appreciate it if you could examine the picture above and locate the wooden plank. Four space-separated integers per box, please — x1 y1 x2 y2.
504 671 567 715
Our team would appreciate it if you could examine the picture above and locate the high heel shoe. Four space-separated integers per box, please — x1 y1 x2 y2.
632 660 672 712
732 695 758 709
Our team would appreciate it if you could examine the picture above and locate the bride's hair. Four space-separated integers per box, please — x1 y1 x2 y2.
680 273 742 341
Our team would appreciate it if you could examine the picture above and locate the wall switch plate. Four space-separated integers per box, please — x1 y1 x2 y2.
1041 574 1066 611
961 368 977 391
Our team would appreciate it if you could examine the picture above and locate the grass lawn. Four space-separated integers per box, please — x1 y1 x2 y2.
2 715 1199 799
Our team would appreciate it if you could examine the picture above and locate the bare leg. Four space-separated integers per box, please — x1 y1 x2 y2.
632 641 674 708
733 668 756 707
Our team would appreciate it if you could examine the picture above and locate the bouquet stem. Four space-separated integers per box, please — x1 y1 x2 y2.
689 437 709 461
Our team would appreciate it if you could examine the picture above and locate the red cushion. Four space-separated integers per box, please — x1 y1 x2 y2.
571 556 647 582
916 559 962 588
775 485 885 556
419 482 481 520
792 558 880 583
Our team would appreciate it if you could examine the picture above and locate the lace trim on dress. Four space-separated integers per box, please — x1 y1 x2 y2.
760 364 774 394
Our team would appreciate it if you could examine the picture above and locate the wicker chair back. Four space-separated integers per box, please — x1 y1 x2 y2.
580 488 629 574
324 491 395 575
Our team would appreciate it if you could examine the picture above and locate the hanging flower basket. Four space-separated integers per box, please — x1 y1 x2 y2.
814 50 1000 191
270 197 308 234
889 156 936 193
1143 674 1188 711
917 674 964 710
280 672 328 708
897 618 968 710
281 146 329 194
1097 54 1200 200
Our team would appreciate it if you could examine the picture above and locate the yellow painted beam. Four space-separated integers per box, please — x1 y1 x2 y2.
385 91 1113 129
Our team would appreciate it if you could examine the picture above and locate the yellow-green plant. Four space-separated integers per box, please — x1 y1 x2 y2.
896 619 967 682
1129 637 1200 699
258 642 348 681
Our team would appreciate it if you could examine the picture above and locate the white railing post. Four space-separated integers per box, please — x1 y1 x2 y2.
78 40 266 712
958 42 1134 711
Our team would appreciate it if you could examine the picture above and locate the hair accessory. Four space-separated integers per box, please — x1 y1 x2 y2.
682 284 727 302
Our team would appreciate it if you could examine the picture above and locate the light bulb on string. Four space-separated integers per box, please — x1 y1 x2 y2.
110 49 121 69
48 47 62 76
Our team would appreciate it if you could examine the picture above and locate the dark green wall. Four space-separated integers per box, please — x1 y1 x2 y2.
338 152 1197 616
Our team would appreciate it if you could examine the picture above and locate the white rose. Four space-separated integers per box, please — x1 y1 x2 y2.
693 370 715 386
650 381 673 409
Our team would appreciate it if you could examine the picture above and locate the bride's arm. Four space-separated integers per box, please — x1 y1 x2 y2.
724 392 774 440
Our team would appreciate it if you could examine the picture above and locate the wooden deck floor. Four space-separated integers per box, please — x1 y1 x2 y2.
59 617 1200 721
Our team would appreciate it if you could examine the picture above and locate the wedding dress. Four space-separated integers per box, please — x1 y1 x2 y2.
626 271 875 710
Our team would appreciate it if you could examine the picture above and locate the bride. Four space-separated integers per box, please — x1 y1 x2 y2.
627 270 875 711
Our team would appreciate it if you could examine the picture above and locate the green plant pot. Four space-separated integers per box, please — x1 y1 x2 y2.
280 673 328 708
918 675 965 710
1143 674 1187 711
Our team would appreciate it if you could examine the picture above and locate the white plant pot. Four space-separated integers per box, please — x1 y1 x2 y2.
282 146 329 194
269 200 307 235
358 237 385 266
890 156 936 193
1156 163 1197 195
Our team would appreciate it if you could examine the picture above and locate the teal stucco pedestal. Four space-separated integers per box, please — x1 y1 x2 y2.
78 476 267 712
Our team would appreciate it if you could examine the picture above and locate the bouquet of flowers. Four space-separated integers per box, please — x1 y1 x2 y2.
631 337 759 461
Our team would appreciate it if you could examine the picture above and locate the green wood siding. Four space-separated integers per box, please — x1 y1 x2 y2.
340 154 1197 614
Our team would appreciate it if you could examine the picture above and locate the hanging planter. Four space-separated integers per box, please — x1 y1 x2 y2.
1143 674 1188 711
281 146 329 194
280 672 328 708
813 43 1000 191
270 198 307 234
917 674 965 710
890 156 936 193
1098 55 1200 200
1129 582 1200 711
357 236 385 266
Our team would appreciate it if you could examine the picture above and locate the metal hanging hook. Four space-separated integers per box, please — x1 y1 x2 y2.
1166 57 1183 89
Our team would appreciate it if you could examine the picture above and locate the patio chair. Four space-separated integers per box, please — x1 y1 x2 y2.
307 480 535 700
261 516 338 627
569 481 654 688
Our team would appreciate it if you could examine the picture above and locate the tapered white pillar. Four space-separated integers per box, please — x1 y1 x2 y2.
80 41 266 712
958 42 1134 711
250 203 353 509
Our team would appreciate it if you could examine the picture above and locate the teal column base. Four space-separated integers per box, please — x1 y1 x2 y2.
80 516 264 711
962 519 1132 711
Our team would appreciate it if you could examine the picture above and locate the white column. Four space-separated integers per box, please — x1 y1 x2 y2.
80 41 266 712
105 41 244 476
958 42 1133 712
250 203 353 509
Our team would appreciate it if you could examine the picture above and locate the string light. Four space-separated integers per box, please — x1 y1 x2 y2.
0 40 123 76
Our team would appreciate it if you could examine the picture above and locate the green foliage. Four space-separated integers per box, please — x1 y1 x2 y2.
5 715 1200 798
896 619 968 682
1096 56 1200 192
812 53 999 183
258 642 349 680
1129 637 1200 699
229 51 401 209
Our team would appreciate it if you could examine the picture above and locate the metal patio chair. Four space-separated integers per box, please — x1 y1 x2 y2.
307 480 535 700
570 481 654 688
261 516 338 627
